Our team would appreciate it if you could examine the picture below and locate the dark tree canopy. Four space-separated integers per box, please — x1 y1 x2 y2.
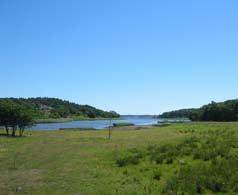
0 97 120 120
158 109 196 119
0 99 34 136
190 100 238 121
159 99 238 122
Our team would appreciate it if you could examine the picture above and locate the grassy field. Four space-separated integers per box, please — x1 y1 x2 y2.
0 123 238 194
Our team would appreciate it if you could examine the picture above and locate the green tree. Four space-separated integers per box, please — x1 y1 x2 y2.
0 100 11 135
17 107 34 136
0 100 35 136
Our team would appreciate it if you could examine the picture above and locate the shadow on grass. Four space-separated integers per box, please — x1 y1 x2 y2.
0 133 26 138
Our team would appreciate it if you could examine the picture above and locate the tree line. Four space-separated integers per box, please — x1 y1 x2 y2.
0 99 34 136
0 97 120 119
158 109 196 119
159 99 238 122
190 100 238 121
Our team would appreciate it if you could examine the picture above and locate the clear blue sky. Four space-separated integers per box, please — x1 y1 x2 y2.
0 0 238 114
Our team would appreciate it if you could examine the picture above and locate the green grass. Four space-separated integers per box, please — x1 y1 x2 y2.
0 123 238 194
59 127 97 131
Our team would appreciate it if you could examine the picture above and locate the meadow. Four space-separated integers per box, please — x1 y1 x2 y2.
0 123 238 194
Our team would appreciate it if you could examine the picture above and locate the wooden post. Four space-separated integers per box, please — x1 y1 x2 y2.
108 119 112 139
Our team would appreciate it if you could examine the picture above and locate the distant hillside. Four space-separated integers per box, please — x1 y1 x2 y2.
0 97 120 120
159 99 238 121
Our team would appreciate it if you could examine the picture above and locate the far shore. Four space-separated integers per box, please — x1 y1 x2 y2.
35 117 122 124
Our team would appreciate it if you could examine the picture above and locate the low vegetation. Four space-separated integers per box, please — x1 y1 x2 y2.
113 123 135 127
0 123 238 194
116 127 238 194
59 127 97 131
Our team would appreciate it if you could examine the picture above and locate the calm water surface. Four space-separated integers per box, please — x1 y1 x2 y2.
29 116 159 130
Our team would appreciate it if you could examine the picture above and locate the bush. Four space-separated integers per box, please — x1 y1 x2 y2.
215 145 229 158
193 150 202 160
152 154 164 164
163 156 237 194
116 150 144 167
148 144 177 164
207 150 217 161
153 170 162 181
163 175 178 194
173 164 208 194
180 146 193 156
201 149 217 161
165 157 174 164
206 176 226 193
116 155 141 167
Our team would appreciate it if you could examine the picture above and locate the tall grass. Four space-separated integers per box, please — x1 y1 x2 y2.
116 128 238 194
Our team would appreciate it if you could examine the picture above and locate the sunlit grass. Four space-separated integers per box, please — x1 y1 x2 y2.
0 123 237 194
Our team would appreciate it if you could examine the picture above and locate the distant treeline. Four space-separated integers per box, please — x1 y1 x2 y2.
159 99 238 121
0 97 120 120
158 109 196 119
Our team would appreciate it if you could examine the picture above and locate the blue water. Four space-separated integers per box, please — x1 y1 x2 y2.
29 116 159 130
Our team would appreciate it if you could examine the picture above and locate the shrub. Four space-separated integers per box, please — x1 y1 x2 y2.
230 174 238 192
149 144 177 164
165 157 174 164
147 145 156 152
116 150 144 167
201 149 217 161
116 157 128 167
183 136 199 145
116 154 141 167
163 175 178 194
174 164 208 194
153 154 164 164
232 184 238 192
193 148 217 161
215 145 229 158
180 146 193 156
193 150 202 160
153 170 162 181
